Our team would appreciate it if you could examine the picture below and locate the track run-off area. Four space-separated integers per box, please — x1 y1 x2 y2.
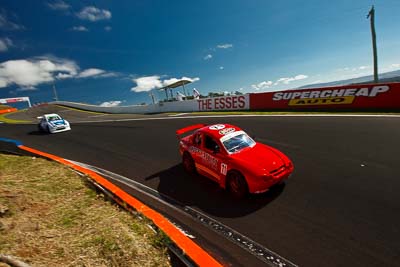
1 106 400 266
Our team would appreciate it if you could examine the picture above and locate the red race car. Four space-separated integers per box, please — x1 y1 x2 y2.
177 123 294 198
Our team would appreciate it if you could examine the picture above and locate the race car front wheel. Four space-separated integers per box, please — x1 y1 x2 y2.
182 152 196 173
227 171 248 198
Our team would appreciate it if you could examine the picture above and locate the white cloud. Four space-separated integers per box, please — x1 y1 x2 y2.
295 74 308 80
0 79 7 87
47 0 70 10
77 6 112 22
98 72 118 78
0 57 78 88
380 63 400 73
0 12 24 30
104 26 112 31
71 26 88 32
337 66 371 72
219 66 224 70
100 101 121 107
275 74 308 85
77 68 105 78
0 56 115 88
252 81 273 90
204 54 212 60
0 38 12 52
335 67 350 72
56 73 75 79
217 43 233 49
131 76 163 92
75 68 116 79
131 76 200 92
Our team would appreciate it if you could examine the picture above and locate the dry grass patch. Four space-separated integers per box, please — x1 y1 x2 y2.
0 154 171 267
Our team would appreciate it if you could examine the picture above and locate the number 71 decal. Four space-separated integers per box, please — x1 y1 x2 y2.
220 163 228 175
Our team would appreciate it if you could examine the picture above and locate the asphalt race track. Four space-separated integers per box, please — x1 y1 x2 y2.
1 107 400 266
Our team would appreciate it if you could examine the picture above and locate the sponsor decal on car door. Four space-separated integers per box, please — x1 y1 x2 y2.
199 135 228 181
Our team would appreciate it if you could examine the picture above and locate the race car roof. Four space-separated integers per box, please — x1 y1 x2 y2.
44 113 61 118
199 124 244 140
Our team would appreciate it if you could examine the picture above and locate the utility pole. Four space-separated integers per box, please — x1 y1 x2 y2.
367 5 378 83
52 82 59 101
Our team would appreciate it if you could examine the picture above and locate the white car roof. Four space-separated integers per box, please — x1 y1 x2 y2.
44 113 61 118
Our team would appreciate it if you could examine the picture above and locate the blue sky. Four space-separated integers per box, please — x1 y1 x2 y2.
0 0 399 107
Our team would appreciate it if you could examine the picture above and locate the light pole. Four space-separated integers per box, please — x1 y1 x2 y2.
367 5 378 83
52 82 59 101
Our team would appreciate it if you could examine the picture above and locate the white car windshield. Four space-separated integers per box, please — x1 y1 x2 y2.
221 131 255 153
48 115 62 121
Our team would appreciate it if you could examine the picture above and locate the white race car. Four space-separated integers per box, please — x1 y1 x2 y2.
37 113 71 133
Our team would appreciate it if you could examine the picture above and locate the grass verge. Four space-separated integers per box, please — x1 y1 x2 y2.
0 109 31 124
0 113 31 124
0 153 171 266
0 105 13 110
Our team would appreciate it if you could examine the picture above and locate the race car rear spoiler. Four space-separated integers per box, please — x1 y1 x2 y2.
176 124 207 139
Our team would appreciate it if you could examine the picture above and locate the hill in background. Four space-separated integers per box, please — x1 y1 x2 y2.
299 69 400 89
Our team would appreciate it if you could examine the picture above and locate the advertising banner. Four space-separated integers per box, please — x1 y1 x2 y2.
250 83 400 110
0 97 31 107
197 94 249 111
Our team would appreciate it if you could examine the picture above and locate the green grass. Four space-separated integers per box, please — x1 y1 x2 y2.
0 104 12 110
0 154 171 266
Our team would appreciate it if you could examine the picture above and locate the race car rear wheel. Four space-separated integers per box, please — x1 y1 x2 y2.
227 171 248 198
182 152 196 173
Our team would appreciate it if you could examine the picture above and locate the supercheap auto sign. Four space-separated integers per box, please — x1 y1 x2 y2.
274 85 388 106
250 83 400 110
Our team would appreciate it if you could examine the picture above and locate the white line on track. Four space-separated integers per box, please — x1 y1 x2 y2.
168 113 189 117
73 113 400 123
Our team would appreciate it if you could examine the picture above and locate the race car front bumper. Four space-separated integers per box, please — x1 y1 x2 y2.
249 171 291 194
49 126 71 133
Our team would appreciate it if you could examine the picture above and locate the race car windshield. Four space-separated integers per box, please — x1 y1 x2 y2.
48 116 61 121
222 133 255 153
